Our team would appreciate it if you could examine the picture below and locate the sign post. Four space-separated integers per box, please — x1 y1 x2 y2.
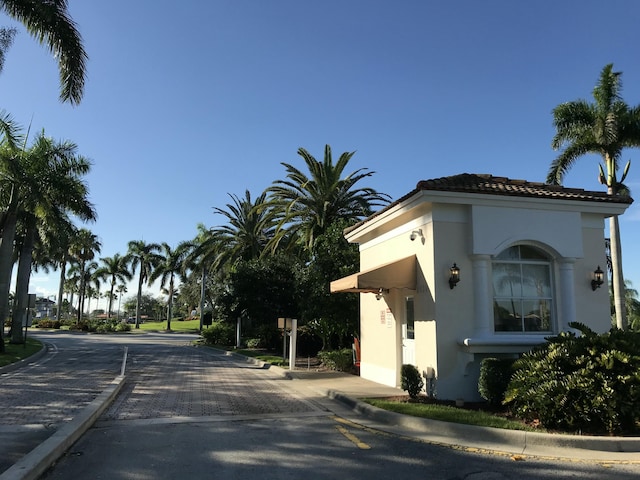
288 319 297 371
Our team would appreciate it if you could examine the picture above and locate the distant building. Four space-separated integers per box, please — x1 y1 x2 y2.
34 297 56 318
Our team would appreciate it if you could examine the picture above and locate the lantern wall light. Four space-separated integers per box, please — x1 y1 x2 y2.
449 263 460 289
591 266 604 291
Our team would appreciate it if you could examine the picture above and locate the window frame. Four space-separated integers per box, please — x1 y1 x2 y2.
492 245 555 334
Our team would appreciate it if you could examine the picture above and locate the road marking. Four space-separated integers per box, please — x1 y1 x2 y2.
335 424 371 449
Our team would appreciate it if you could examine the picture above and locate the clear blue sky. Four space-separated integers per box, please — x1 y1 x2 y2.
2 1 640 302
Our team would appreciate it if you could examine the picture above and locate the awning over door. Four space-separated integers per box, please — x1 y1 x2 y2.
330 255 416 293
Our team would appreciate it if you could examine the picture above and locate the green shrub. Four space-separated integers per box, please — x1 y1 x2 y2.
504 322 640 435
95 322 112 333
34 319 61 329
401 364 424 398
318 349 353 372
115 322 131 332
201 321 235 345
478 358 515 406
60 318 77 327
68 321 89 331
244 338 263 348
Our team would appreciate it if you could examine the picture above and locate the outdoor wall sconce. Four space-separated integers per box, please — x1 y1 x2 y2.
375 288 389 301
449 263 460 289
591 266 604 291
410 229 423 241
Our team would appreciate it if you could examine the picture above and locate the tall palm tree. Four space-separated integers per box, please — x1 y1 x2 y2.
0 132 95 342
68 229 101 323
115 283 127 321
150 242 190 331
185 223 226 331
0 0 87 104
53 224 80 322
212 190 277 263
547 64 640 330
268 145 390 251
96 253 132 318
127 240 161 329
64 261 81 316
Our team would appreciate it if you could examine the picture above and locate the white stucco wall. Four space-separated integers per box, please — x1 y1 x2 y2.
346 188 627 400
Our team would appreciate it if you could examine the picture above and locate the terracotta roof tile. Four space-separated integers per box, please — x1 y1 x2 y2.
344 173 633 234
415 173 633 204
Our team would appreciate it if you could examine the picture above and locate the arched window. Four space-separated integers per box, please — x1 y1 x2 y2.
492 245 553 333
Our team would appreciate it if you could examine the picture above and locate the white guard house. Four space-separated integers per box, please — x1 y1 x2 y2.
330 174 633 401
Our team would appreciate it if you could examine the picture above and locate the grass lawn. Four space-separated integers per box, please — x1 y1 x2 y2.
134 319 201 333
364 398 542 432
0 336 43 367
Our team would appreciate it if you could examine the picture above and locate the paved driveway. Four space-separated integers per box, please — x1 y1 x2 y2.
102 344 320 421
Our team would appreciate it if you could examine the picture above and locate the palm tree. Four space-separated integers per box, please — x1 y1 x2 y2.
52 224 81 322
547 64 640 330
96 253 132 318
68 229 101 323
0 0 87 104
185 223 227 331
212 190 277 263
268 145 390 251
116 283 127 321
150 242 190 331
63 261 81 316
0 109 19 148
7 133 94 342
127 240 162 329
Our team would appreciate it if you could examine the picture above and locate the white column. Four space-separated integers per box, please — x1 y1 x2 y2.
472 255 492 337
558 258 576 331
288 318 298 371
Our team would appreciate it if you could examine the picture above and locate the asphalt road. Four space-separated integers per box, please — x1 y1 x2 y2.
3 331 640 479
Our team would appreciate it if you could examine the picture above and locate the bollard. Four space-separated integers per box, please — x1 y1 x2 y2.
120 346 128 376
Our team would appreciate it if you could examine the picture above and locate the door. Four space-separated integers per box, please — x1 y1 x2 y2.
402 296 416 365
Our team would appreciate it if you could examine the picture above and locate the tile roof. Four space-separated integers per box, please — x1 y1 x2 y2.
414 173 634 204
344 173 633 234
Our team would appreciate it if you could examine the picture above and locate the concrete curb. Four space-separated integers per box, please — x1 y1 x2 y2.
209 349 640 456
0 344 48 375
326 391 640 455
0 375 126 480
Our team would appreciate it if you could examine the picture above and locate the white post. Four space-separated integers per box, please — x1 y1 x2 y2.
288 318 297 371
236 317 241 348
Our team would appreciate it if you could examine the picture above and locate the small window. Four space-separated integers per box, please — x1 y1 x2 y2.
492 246 553 333
405 296 415 340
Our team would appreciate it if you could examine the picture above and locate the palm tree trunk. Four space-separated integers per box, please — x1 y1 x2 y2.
135 272 144 329
166 277 173 331
11 223 36 343
610 214 627 329
199 266 206 332
56 258 66 322
107 282 115 318
0 210 18 351
77 262 86 323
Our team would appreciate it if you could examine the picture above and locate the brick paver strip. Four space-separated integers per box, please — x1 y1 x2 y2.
102 346 318 421
0 345 119 427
